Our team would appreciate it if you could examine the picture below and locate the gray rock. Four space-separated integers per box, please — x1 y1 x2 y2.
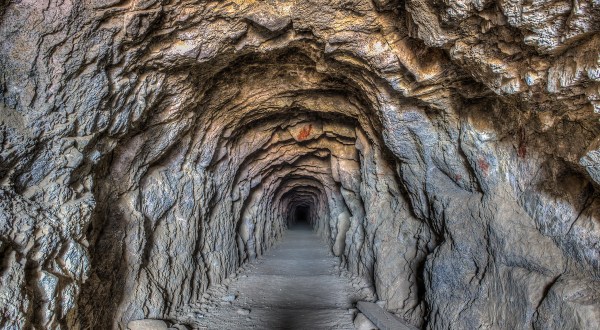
127 319 169 330
236 308 251 315
354 313 379 330
221 293 237 302
170 324 190 330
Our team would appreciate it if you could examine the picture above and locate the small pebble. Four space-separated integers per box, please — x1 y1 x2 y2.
221 294 237 302
236 308 251 315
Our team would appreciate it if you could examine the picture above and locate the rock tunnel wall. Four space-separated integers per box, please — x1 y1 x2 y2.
0 0 599 329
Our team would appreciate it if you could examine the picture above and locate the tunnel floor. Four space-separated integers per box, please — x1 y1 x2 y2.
188 224 369 329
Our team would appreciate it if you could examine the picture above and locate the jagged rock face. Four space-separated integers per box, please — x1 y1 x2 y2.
0 0 599 329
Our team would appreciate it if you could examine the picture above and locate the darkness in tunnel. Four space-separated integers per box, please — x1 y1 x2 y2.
294 205 310 224
289 204 312 228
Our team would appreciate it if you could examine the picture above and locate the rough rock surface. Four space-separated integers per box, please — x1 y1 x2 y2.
0 0 598 329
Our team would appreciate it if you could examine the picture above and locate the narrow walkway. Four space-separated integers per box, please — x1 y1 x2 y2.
190 224 369 329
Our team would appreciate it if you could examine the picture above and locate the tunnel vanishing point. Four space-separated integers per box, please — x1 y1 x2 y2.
1 0 599 329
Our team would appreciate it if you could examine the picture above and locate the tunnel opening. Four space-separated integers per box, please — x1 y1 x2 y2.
290 205 311 227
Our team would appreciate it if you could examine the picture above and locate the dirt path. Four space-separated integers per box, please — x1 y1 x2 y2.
186 224 370 329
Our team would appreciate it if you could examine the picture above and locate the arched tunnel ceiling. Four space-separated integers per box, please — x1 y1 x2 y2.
0 0 599 329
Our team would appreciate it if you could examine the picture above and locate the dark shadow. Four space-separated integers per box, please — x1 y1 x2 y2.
289 205 312 230
295 206 309 224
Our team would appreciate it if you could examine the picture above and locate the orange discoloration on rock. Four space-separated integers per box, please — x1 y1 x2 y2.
297 124 312 140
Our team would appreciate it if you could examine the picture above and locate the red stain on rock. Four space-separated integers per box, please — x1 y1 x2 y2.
517 127 527 158
478 157 490 175
454 174 462 181
297 124 312 140
517 143 527 158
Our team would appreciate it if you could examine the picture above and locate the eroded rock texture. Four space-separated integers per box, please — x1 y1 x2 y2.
0 0 599 329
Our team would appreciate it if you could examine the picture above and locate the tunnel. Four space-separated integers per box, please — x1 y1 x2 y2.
1 1 599 329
